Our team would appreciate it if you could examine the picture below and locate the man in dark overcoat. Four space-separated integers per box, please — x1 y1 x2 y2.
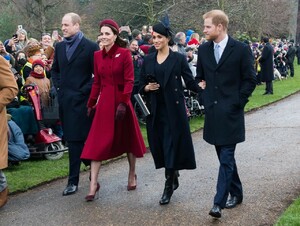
259 37 274 94
51 12 99 196
196 10 256 218
296 43 300 65
286 41 296 77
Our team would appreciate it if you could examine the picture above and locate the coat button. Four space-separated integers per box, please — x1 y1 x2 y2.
174 88 178 91
214 101 218 104
176 101 179 104
175 76 178 79
215 86 218 89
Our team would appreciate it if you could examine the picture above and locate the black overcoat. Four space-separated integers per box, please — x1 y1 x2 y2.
259 42 274 82
196 37 256 145
140 50 201 170
51 37 99 141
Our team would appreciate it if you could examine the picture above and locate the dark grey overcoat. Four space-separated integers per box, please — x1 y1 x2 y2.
196 36 256 145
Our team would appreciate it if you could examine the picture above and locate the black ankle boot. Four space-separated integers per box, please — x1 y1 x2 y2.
173 170 180 190
159 169 175 205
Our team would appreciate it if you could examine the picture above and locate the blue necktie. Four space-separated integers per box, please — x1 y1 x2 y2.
214 44 220 63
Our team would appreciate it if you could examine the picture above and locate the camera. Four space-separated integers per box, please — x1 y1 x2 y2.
12 34 18 39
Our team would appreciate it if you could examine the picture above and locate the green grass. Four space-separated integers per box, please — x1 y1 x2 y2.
275 197 300 226
5 154 74 193
3 64 300 224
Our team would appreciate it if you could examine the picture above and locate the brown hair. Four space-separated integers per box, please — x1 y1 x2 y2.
203 10 229 31
26 45 42 58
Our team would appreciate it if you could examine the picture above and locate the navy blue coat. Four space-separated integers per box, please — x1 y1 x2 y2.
51 37 99 141
140 50 201 170
196 37 256 145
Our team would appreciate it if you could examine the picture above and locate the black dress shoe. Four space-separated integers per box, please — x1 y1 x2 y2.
225 196 243 209
263 92 273 95
62 184 78 196
209 205 221 218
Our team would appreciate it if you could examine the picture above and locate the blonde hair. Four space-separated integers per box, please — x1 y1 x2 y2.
203 10 229 31
190 33 200 42
64 12 81 25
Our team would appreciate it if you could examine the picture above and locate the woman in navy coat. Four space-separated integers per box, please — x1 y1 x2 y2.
139 22 201 205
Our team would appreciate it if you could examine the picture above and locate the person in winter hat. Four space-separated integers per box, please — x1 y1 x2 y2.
25 59 50 106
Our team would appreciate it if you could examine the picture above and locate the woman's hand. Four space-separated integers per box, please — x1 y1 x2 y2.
145 82 160 92
199 80 206 89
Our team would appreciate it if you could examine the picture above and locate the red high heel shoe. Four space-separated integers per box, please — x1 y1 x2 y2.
127 174 137 191
85 182 100 202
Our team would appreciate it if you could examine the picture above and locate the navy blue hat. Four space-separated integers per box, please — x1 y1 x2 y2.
153 22 170 37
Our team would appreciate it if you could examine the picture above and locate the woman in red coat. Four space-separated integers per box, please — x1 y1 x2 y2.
81 19 146 201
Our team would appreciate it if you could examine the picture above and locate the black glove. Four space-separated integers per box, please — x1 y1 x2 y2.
115 103 126 120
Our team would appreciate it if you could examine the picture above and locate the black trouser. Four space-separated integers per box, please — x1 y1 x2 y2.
288 62 294 77
67 141 90 185
265 81 273 94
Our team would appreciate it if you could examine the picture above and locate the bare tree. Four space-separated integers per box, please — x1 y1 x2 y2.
0 0 296 41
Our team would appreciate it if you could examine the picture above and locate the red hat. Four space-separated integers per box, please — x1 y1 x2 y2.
32 59 45 69
187 38 200 46
99 19 119 34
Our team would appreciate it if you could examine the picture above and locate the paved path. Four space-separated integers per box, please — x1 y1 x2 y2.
1 93 300 226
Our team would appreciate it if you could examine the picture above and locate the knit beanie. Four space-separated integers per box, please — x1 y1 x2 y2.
32 59 45 69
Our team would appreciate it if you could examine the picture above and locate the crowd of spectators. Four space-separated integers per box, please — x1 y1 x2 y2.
0 23 299 166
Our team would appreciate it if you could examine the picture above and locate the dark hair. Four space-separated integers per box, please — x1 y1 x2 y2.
262 37 269 43
143 34 152 43
153 22 174 46
42 33 51 37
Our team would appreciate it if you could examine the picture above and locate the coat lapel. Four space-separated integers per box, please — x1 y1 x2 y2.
163 50 177 87
217 36 235 68
208 41 217 66
147 53 156 76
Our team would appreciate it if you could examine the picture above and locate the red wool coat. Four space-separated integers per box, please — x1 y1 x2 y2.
81 44 146 161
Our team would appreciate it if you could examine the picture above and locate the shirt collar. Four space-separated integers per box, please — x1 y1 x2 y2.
214 34 228 57
214 34 228 49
